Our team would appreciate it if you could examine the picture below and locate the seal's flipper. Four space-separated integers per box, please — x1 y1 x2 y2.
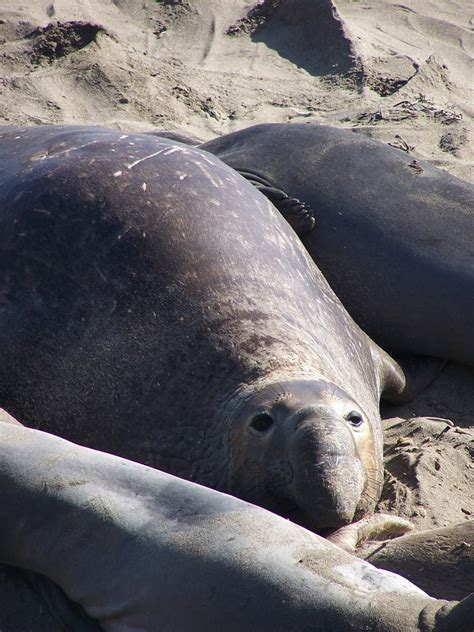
236 170 316 235
370 343 406 402
386 355 447 404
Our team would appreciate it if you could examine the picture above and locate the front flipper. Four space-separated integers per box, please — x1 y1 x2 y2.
370 342 406 402
237 170 316 235
387 355 447 404
370 343 448 405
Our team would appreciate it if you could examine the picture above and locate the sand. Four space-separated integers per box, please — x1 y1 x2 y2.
0 0 472 604
0 0 472 176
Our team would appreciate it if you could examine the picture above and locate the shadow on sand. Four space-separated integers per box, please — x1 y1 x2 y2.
251 0 359 77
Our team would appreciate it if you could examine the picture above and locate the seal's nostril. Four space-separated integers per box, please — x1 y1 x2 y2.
345 411 364 428
249 412 275 434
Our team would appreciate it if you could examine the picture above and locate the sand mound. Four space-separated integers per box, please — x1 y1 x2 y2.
229 0 359 78
0 0 471 176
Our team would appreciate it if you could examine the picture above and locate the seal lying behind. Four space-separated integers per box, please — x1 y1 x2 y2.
1 418 472 632
200 124 474 366
0 125 405 532
361 522 474 601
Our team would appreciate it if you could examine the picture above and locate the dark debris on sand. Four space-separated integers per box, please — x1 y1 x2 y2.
27 21 105 64
226 0 282 36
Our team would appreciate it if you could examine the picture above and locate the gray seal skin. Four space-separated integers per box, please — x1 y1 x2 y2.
0 409 100 631
0 124 404 532
1 419 473 632
200 124 474 366
361 522 474 601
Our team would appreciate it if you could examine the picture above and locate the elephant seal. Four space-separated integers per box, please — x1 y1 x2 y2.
0 125 404 531
362 522 474 601
200 124 474 366
1 418 472 632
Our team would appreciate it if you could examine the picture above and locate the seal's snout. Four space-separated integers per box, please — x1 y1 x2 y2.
228 378 379 531
288 408 366 529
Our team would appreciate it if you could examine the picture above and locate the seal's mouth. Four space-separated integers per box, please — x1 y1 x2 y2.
278 504 364 537
282 506 316 531
280 504 354 534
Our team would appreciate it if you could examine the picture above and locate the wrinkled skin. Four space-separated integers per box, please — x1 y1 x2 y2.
0 125 403 530
1 419 473 632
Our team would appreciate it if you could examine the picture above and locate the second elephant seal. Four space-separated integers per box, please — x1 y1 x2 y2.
201 123 474 366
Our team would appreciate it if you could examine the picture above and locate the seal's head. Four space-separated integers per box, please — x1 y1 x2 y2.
226 379 381 531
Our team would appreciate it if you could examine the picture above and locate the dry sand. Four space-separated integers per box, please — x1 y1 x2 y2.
0 0 473 599
0 0 472 177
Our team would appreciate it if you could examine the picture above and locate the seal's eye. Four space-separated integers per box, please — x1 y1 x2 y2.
249 412 275 434
345 411 364 428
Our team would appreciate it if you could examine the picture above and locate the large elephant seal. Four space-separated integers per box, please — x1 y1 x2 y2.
1 419 472 632
0 125 404 531
200 124 474 366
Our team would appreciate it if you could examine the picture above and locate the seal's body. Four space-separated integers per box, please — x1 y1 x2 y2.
201 124 474 365
363 522 474 601
0 125 403 530
1 419 472 632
